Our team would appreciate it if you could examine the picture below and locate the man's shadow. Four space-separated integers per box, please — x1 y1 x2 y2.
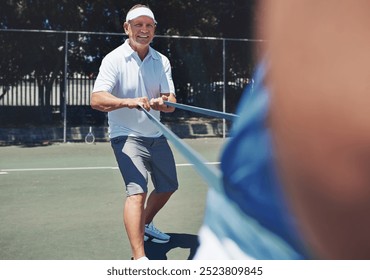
144 233 199 260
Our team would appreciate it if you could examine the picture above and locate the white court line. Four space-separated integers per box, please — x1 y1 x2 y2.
0 162 220 173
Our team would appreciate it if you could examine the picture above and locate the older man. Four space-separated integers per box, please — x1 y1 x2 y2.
91 5 178 260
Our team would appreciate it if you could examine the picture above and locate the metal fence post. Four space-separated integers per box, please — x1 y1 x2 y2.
63 31 68 143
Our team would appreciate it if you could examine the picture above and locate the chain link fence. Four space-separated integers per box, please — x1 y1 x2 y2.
0 29 264 142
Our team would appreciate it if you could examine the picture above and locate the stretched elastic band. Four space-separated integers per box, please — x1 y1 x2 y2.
138 104 223 192
164 101 239 121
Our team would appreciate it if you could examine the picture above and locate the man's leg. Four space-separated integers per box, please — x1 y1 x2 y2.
124 193 147 260
144 191 174 224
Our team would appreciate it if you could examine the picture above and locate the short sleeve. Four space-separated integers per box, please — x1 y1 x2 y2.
160 57 175 95
92 54 119 94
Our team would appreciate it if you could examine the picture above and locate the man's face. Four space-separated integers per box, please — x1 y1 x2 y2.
125 16 156 48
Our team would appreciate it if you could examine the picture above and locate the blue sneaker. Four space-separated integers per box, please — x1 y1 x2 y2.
144 222 170 243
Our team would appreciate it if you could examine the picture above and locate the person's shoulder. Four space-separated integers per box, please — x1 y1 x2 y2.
150 47 168 60
106 44 125 56
150 47 170 66
103 43 126 61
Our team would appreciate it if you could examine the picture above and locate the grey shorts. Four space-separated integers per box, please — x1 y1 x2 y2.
111 135 179 196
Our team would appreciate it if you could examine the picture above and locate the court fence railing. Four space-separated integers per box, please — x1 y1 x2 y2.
0 29 264 143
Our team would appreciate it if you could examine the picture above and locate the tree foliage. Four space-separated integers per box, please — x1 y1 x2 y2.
0 0 257 37
0 0 258 116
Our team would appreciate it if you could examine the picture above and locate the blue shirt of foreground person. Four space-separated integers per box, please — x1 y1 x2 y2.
194 63 309 259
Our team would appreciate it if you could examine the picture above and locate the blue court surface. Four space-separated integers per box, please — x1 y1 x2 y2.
0 138 226 260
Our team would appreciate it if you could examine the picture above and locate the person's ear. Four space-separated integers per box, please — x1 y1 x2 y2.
123 22 129 35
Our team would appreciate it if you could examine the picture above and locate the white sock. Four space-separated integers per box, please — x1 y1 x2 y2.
137 256 149 260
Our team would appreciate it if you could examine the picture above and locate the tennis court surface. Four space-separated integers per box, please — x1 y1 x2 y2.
0 138 226 260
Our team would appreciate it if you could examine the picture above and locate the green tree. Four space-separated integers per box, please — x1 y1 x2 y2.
0 0 258 123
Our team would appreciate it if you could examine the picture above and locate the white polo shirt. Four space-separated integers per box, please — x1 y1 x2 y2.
92 39 175 138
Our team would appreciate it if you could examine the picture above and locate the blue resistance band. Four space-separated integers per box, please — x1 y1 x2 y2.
139 105 223 192
164 101 239 121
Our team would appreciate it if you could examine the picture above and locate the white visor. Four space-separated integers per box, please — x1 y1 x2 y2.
126 7 157 24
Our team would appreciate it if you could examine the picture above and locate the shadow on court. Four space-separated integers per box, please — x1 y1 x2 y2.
145 233 199 260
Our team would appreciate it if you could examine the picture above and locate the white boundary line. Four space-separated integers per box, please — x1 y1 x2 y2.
0 162 220 173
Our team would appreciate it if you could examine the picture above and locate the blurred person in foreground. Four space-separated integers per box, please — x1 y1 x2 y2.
195 0 370 259
91 4 178 260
